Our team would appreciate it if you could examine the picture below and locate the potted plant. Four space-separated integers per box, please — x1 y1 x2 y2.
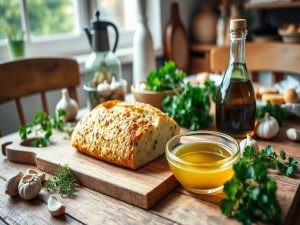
131 61 185 109
1 24 25 59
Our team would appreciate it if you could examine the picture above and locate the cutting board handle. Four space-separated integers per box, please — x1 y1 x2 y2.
1 141 12 156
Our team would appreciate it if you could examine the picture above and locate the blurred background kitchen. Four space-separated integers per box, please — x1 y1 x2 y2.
1 0 300 134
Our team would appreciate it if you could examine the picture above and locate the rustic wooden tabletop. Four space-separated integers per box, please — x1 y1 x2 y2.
0 105 300 225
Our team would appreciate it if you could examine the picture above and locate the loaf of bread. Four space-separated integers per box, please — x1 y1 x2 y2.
71 100 180 169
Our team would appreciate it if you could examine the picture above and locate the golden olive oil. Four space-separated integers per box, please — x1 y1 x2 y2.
169 142 234 190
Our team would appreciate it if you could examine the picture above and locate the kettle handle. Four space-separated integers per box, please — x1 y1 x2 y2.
106 22 119 52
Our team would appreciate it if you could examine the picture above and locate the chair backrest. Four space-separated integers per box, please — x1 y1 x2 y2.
0 58 80 126
210 42 300 82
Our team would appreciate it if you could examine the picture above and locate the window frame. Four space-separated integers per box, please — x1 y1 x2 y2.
0 0 161 61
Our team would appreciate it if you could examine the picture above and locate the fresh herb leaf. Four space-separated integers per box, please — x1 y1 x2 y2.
256 102 287 126
162 81 216 130
221 146 298 225
45 164 76 198
146 61 185 91
19 109 74 147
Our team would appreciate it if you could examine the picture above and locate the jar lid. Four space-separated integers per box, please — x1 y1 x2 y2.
230 19 247 31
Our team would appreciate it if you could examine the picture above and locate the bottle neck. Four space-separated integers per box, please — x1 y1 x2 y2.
229 30 246 64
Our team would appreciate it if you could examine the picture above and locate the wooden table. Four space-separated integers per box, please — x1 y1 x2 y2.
0 107 300 225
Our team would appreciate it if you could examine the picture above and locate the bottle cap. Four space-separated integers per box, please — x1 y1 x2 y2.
230 19 247 31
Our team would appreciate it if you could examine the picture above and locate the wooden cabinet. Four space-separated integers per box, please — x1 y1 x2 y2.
189 44 216 74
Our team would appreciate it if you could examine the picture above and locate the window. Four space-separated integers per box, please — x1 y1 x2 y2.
96 0 137 31
0 0 160 61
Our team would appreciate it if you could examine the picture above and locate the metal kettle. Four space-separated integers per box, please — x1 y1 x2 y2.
84 10 119 52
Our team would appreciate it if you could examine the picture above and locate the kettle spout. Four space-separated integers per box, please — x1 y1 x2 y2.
84 28 92 47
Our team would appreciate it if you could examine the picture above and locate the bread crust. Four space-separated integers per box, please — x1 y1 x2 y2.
71 100 179 169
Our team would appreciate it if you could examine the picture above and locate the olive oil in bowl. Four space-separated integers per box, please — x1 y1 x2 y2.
166 131 240 194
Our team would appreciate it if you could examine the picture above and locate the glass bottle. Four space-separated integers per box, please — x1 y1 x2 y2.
216 19 256 138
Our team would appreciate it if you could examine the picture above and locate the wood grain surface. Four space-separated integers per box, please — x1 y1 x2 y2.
0 131 178 209
0 114 299 224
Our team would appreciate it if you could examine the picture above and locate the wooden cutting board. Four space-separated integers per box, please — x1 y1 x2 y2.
1 130 178 209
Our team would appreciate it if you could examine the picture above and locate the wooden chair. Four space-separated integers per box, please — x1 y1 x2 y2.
164 2 190 72
210 42 300 83
0 58 80 126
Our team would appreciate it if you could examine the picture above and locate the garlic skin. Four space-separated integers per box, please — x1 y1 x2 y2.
286 128 300 142
55 89 78 121
48 195 66 217
5 171 24 196
26 169 46 183
255 113 279 139
239 135 259 155
18 175 42 200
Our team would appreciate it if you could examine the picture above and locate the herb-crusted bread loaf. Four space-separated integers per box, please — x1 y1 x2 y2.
71 100 180 169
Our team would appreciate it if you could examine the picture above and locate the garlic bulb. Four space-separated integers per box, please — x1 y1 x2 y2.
26 169 46 183
255 113 279 139
48 195 66 217
55 89 78 121
239 135 259 155
18 174 42 200
286 128 300 142
5 171 24 196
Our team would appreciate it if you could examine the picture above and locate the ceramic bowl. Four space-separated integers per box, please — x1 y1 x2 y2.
131 82 180 110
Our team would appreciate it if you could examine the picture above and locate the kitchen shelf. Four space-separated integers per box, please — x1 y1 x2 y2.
245 1 300 10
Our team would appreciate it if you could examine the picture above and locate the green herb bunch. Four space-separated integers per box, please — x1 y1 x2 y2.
146 61 185 91
19 109 74 147
256 102 287 126
45 164 76 198
162 81 216 130
221 146 298 225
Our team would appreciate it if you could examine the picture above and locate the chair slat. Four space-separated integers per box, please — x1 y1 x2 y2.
41 92 49 115
15 98 25 126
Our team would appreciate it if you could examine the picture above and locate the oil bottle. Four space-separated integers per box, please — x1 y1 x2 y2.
216 19 256 138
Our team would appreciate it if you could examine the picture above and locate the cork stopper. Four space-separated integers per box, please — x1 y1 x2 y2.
230 19 247 31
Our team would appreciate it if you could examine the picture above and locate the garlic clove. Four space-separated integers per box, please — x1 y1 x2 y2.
18 174 42 200
26 169 46 183
255 112 279 139
239 134 259 155
286 128 300 142
5 171 24 196
48 195 66 217
55 89 79 122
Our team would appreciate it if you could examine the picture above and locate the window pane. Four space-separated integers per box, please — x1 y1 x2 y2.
97 0 137 31
27 0 77 38
0 0 22 40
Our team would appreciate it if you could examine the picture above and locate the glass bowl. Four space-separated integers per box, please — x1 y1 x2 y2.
166 131 240 194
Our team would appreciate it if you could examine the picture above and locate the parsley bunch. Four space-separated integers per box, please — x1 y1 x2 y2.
221 146 298 225
45 164 76 198
256 102 287 126
19 109 74 147
162 81 216 130
146 61 185 91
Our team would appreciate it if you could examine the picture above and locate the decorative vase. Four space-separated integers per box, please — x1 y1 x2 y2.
133 0 156 83
7 40 25 59
192 4 217 44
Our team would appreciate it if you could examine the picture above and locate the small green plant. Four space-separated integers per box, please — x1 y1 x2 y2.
221 146 298 225
45 164 76 198
19 109 74 147
146 61 185 91
162 81 216 130
0 23 24 41
256 102 287 126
